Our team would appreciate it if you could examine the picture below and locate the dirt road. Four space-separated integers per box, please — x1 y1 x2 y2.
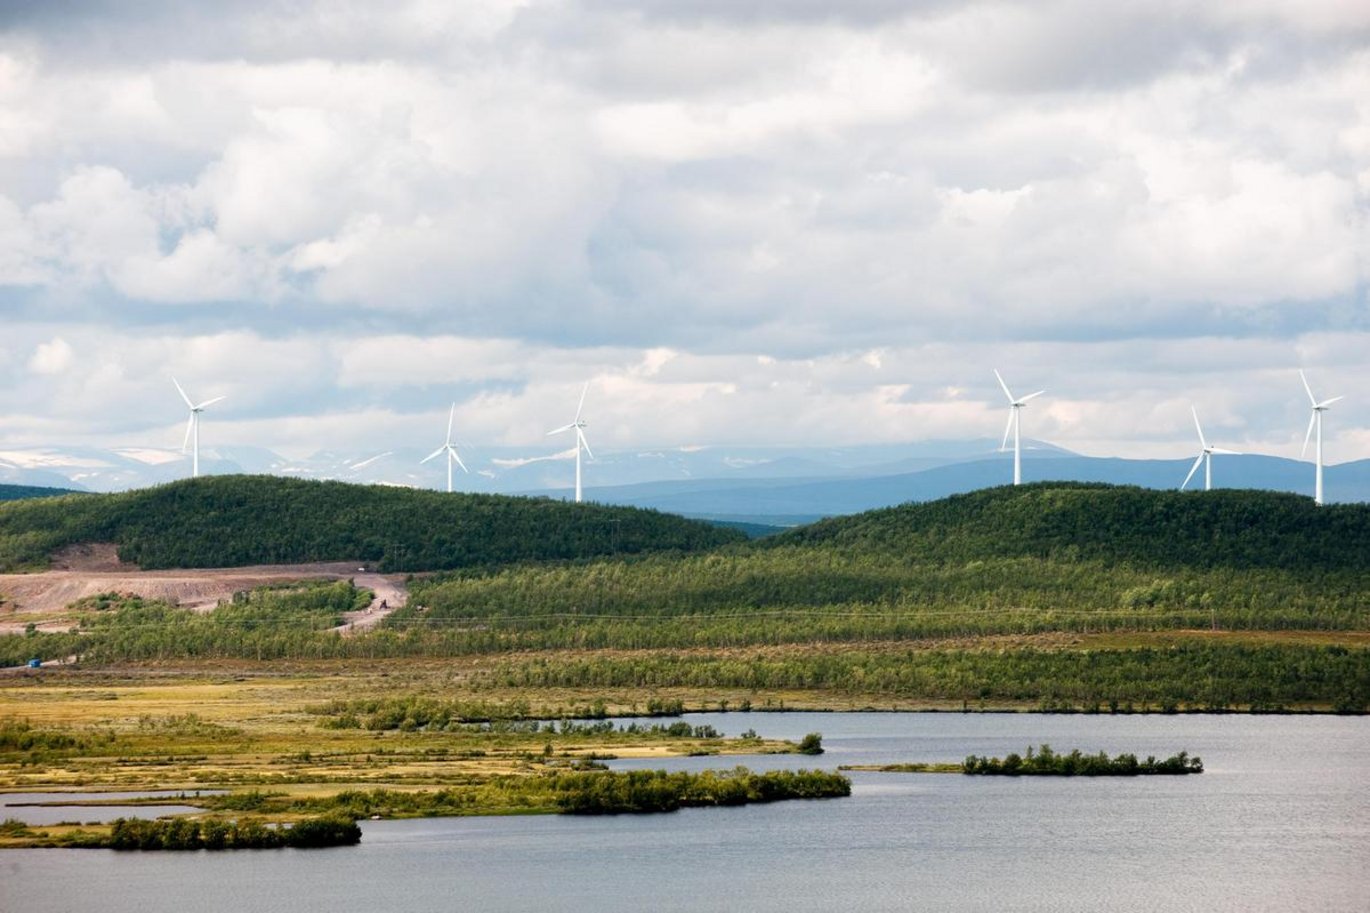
0 545 408 634
334 574 409 635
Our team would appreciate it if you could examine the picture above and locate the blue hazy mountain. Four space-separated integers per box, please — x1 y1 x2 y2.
3 440 1364 523
557 453 1370 524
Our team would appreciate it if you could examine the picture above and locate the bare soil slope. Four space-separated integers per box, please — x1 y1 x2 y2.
0 547 406 632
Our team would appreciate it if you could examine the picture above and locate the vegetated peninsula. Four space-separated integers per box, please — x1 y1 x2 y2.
844 745 1205 776
1 767 851 850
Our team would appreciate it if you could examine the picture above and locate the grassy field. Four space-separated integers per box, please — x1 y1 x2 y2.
0 660 841 847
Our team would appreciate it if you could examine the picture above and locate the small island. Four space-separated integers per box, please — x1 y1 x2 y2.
843 745 1204 777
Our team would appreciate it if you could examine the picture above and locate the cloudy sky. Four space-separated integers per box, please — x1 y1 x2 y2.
1 0 1367 463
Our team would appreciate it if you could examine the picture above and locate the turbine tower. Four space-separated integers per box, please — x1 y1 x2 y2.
1181 407 1239 492
1299 370 1344 506
173 378 226 479
420 403 469 493
547 382 593 503
994 369 1044 486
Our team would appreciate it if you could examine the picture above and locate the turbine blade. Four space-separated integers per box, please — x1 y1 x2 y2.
181 414 194 453
172 377 194 408
1019 390 1045 404
1181 453 1204 490
1000 408 1014 452
1299 369 1317 407
547 423 576 435
1316 395 1344 409
1191 406 1207 449
993 369 1015 404
420 446 445 464
1211 447 1240 455
193 395 226 410
577 427 595 461
450 447 469 473
1302 413 1316 458
574 381 589 423
446 403 455 445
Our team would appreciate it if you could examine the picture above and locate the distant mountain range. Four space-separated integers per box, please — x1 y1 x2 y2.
2 439 1363 522
565 454 1370 524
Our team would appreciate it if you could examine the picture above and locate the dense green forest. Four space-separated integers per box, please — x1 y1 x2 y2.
7 586 1367 710
483 644 1370 712
0 475 742 571
0 484 80 502
778 484 1370 571
4 483 1367 710
398 484 1370 649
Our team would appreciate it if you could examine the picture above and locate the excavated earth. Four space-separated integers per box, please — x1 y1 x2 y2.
0 543 406 633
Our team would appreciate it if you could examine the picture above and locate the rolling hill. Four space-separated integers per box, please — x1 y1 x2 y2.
778 482 1370 571
0 475 743 573
403 482 1370 642
6 481 1366 711
0 483 82 502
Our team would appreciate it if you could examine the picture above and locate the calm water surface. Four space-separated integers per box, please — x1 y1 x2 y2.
2 713 1366 912
1 790 219 826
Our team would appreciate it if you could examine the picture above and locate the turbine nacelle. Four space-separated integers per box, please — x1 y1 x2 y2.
993 369 1044 485
172 377 225 478
1181 407 1240 491
1299 370 1343 458
1299 369 1345 506
422 403 469 492
546 382 593 501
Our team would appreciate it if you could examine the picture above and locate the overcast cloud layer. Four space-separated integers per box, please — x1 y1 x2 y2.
1 0 1367 465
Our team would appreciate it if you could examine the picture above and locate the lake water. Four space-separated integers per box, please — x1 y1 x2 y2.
1 790 217 826
2 713 1366 912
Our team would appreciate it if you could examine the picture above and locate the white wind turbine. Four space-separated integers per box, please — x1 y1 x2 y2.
994 369 1044 486
547 382 593 503
420 403 468 493
1299 370 1344 506
1181 407 1240 492
173 378 226 479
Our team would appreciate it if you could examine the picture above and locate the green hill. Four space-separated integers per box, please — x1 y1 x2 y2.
0 475 743 572
399 483 1370 649
777 483 1370 571
0 483 82 502
5 482 1366 709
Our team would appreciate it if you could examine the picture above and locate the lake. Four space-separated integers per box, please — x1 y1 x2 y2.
2 713 1366 912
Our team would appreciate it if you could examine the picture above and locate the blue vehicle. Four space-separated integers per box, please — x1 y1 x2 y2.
27 658 41 669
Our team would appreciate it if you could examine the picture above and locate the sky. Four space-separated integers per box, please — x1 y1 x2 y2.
0 0 1367 464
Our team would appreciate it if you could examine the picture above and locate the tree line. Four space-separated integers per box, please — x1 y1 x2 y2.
963 744 1203 775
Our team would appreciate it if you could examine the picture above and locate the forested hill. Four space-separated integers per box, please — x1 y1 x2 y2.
776 483 1370 571
0 475 744 572
0 483 82 502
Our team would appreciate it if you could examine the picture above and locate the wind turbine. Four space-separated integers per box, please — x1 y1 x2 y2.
173 378 226 479
1181 407 1240 492
1299 370 1344 506
994 369 1044 486
547 382 593 503
420 403 468 493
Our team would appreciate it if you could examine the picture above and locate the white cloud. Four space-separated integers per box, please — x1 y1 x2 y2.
28 337 73 375
0 1 1365 466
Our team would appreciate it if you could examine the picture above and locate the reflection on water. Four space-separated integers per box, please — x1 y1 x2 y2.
2 714 1366 913
1 790 217 826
